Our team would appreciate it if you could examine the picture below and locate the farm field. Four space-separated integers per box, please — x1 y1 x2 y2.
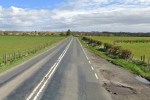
89 36 150 60
0 36 66 63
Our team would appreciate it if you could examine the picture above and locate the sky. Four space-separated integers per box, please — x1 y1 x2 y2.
0 0 150 32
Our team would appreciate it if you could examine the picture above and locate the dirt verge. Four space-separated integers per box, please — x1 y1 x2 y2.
84 47 150 100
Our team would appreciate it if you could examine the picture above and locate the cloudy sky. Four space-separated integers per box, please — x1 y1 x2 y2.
0 0 150 32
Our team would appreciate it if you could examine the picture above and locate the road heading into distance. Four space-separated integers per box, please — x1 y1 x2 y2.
0 37 112 100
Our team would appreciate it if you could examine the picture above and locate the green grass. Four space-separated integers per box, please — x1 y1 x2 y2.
80 39 150 80
89 36 150 60
0 36 66 72
89 36 150 43
0 36 65 55
0 36 66 61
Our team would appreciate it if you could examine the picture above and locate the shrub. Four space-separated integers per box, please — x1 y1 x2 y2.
82 37 102 47
103 43 113 52
119 49 132 59
96 41 102 46
111 46 122 56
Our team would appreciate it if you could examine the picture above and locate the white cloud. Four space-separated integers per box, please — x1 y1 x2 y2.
0 0 150 32
0 6 53 30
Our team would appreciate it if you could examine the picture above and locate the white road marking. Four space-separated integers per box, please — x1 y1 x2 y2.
78 39 89 60
78 39 99 80
89 61 91 64
91 66 94 70
95 73 99 79
58 54 63 60
26 63 56 100
26 38 73 100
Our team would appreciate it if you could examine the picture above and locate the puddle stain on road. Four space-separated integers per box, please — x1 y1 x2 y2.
136 76 150 85
103 82 136 95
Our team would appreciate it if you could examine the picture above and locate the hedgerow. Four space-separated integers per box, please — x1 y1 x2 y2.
82 37 132 59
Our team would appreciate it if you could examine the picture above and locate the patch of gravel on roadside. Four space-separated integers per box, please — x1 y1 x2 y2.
84 48 150 100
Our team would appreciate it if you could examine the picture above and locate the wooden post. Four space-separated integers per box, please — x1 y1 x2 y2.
141 56 143 61
5 53 7 64
28 49 30 55
14 52 16 60
7 53 9 62
18 51 20 58
143 55 145 62
148 58 150 68
25 50 28 56
20 51 22 58
8 53 11 62
3 54 5 64
3 53 7 64
10 53 12 61
17 51 19 59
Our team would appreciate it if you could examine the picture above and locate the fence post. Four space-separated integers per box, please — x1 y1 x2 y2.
14 52 16 61
3 54 4 64
8 53 11 62
148 58 150 68
28 49 29 55
141 56 143 61
18 51 20 59
3 53 7 64
143 55 145 62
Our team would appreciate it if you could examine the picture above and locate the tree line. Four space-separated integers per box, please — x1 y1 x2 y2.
0 29 72 36
73 31 150 37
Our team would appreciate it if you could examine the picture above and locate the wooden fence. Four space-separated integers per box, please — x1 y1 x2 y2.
0 42 51 66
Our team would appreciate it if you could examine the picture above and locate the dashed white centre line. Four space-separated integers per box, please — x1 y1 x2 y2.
95 73 99 79
78 39 100 80
89 61 91 64
91 66 94 70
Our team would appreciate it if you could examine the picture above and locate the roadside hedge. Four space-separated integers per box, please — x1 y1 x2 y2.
82 37 132 59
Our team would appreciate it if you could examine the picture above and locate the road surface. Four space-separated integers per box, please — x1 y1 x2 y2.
0 37 112 100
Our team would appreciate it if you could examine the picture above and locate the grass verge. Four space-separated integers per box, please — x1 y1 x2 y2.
80 39 150 80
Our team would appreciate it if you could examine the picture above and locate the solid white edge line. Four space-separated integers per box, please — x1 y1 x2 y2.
78 39 99 81
77 39 89 60
26 38 73 100
95 73 99 79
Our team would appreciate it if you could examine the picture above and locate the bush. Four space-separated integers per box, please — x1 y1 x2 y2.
103 43 113 52
111 46 122 56
96 41 102 46
82 37 102 47
119 49 132 59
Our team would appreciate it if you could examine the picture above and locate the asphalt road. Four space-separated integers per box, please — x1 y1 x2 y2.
0 37 112 100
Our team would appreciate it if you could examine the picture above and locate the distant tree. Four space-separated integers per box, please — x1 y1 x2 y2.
60 32 65 36
22 32 27 36
4 31 9 35
66 29 71 36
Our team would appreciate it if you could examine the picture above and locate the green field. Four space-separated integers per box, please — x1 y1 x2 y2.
0 36 66 63
89 36 150 60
